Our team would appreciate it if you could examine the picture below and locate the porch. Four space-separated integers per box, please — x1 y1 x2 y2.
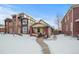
30 23 50 38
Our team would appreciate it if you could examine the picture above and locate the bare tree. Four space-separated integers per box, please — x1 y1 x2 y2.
55 14 62 34
56 15 60 30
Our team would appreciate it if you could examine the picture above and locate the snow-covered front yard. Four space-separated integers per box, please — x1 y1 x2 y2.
0 33 79 54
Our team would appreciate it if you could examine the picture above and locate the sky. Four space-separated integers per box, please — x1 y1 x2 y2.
0 4 71 28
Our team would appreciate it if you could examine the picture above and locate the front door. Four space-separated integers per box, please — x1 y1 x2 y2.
37 28 40 33
37 28 44 33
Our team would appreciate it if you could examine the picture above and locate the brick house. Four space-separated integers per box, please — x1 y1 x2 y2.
30 20 53 37
5 13 36 34
61 5 79 36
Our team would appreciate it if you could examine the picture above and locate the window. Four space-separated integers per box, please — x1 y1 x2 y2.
22 26 27 33
22 19 27 25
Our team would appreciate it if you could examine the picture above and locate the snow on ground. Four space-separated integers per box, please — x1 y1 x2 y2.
45 35 79 54
0 33 79 54
0 34 41 54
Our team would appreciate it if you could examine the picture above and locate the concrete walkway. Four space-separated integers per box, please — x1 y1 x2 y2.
36 37 51 54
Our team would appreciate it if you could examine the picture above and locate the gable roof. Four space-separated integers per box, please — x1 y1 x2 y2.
32 19 49 26
18 13 36 21
31 22 47 27
31 19 54 29
39 20 48 25
39 19 54 29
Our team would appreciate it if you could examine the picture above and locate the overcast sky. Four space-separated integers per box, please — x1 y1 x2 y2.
0 4 71 28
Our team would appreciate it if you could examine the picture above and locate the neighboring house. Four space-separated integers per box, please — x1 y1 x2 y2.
5 13 53 37
5 13 36 34
0 24 5 33
61 5 79 36
5 18 15 34
30 20 53 37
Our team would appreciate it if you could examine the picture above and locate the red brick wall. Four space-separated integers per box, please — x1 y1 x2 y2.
61 9 73 35
5 20 14 33
15 16 21 34
62 7 79 36
5 15 22 34
73 7 79 36
66 10 72 35
8 21 12 33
